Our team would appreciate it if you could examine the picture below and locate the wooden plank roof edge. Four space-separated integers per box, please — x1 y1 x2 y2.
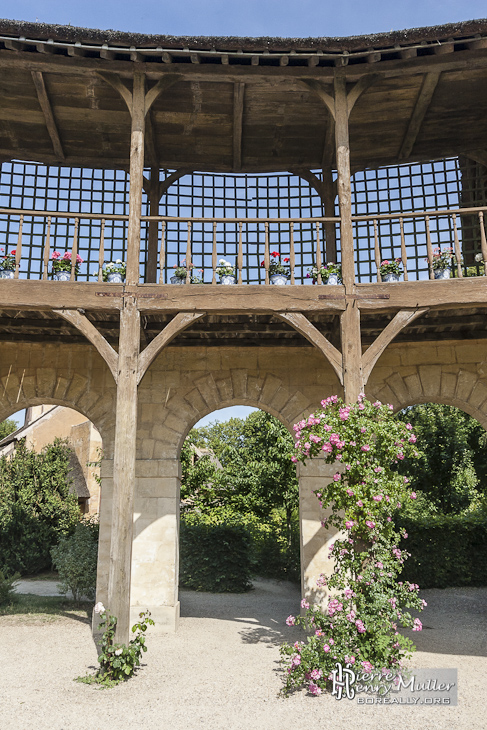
0 17 487 55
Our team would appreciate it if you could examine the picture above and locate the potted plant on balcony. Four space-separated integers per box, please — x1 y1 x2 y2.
263 251 290 285
429 247 454 279
50 250 83 280
379 258 402 283
307 262 342 285
0 248 16 279
170 260 203 284
215 258 236 285
102 260 126 283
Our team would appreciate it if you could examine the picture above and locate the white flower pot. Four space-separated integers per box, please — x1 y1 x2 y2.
270 274 288 286
383 273 400 283
53 271 71 281
0 270 14 279
434 268 451 280
325 273 341 285
107 272 124 283
220 275 236 285
170 276 185 284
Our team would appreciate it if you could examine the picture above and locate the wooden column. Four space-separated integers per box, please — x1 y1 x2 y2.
126 72 146 285
334 74 364 402
146 167 160 283
108 71 145 642
108 295 140 642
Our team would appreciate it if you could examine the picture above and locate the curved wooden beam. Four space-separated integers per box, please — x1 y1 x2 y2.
144 75 180 116
53 309 119 382
347 74 379 114
97 71 133 112
276 312 343 385
362 308 429 384
302 80 335 119
137 312 206 385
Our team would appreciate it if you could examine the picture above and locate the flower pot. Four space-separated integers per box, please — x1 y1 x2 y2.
107 272 124 283
325 273 341 285
382 273 400 283
53 271 71 281
0 270 14 279
170 275 185 284
434 267 451 280
270 274 288 286
219 275 236 285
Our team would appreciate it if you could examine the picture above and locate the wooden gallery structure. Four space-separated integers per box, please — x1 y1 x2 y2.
1 18 487 640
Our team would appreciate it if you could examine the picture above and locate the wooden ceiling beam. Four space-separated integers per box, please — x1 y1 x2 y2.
233 82 245 171
398 71 441 159
31 71 65 160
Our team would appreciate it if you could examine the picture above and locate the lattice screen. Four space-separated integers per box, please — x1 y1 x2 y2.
0 157 483 283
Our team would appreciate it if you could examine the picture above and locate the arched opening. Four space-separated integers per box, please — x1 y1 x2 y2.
395 402 487 589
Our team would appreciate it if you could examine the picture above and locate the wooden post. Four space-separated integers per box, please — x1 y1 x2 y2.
126 72 146 285
108 295 140 643
334 74 364 402
108 70 145 643
146 166 160 283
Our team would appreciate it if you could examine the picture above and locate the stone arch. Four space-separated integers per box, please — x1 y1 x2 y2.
368 365 487 429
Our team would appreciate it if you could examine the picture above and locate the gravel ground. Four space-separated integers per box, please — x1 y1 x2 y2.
1 579 486 730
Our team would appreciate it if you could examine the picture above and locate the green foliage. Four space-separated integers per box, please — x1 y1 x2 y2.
396 508 487 588
280 395 425 696
180 513 253 592
397 404 487 513
50 517 99 600
77 605 154 686
0 438 80 575
0 570 19 606
0 418 18 440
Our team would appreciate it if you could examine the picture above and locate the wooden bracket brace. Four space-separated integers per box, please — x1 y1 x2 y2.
276 312 343 385
53 309 119 383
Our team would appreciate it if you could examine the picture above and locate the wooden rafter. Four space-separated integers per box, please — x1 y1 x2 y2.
137 312 206 384
362 308 428 383
53 309 119 382
399 72 441 159
233 82 245 171
276 312 343 384
31 71 64 160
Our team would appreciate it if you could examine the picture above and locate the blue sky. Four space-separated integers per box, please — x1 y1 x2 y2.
9 1 487 38
7 1 486 428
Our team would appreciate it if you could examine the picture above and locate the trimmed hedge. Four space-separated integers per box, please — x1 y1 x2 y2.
396 511 487 588
180 520 253 592
180 508 300 592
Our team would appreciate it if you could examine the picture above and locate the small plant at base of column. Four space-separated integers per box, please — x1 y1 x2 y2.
76 602 154 687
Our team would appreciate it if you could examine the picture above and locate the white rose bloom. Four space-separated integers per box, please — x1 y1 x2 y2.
115 648 123 656
94 602 105 614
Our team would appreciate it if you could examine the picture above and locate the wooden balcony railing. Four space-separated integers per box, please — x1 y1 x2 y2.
1 205 487 286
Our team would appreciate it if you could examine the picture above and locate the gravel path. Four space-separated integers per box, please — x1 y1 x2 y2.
1 579 486 730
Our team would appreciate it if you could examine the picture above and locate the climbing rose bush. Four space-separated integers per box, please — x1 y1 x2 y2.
280 394 426 696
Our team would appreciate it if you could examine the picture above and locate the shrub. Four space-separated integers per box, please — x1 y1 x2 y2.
0 439 80 575
180 515 253 592
0 570 19 606
51 517 99 600
396 510 487 588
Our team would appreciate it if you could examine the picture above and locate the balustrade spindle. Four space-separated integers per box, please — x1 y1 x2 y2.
14 215 23 279
452 214 463 278
373 219 381 282
98 219 105 282
211 222 217 285
70 218 79 281
425 215 434 280
264 222 270 285
290 222 295 285
42 216 52 281
238 221 243 285
186 221 192 284
399 217 408 281
159 221 166 283
315 222 322 285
